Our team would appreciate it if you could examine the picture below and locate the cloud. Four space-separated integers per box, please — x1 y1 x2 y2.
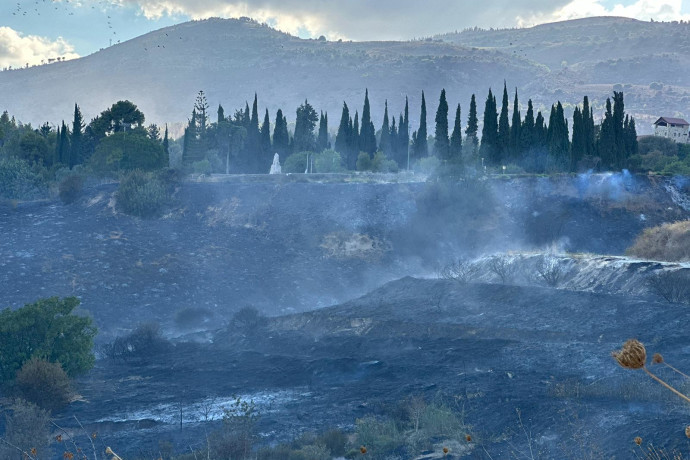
0 27 79 69
518 0 690 26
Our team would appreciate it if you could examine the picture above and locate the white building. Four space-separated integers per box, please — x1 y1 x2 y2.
653 117 690 143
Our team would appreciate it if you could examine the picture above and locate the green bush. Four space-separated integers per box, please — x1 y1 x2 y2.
192 159 212 175
0 297 96 383
283 151 311 173
314 149 345 173
14 357 72 411
0 399 51 459
58 174 84 204
371 151 398 173
413 156 441 175
116 169 170 218
0 157 47 200
89 131 166 174
356 151 372 171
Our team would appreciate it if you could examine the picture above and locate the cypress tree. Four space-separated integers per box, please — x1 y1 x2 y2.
497 82 510 162
434 89 450 160
414 91 428 158
626 116 638 157
612 91 627 168
390 116 398 160
380 101 391 157
273 109 290 158
597 98 615 169
217 104 225 123
547 101 569 166
535 111 546 147
398 97 410 168
261 108 272 156
55 124 61 164
352 111 360 155
70 103 84 167
520 99 535 153
243 102 250 127
449 103 462 163
359 89 376 155
317 111 329 152
570 106 584 172
465 94 478 155
509 89 521 159
480 88 499 164
335 102 351 159
163 124 170 167
582 96 595 158
59 121 70 166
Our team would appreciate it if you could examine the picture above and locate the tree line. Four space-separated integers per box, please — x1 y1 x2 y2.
181 84 638 175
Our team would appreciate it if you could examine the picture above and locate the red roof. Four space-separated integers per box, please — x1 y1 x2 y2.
654 117 689 126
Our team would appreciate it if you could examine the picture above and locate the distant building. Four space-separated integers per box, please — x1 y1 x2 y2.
653 117 690 143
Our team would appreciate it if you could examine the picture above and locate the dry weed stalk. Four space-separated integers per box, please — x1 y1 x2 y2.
612 339 690 404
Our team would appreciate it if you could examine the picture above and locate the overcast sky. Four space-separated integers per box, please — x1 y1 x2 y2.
1 0 689 68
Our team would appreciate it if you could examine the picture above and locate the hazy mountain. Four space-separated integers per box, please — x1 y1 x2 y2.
1 16 688 134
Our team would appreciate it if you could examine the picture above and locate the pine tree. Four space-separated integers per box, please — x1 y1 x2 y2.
317 111 329 152
380 101 391 157
195 91 210 134
449 103 462 163
359 89 376 155
414 91 428 158
497 82 510 162
261 108 272 156
434 89 450 160
335 102 352 161
509 89 521 159
480 88 499 164
465 94 479 155
70 103 84 168
273 109 290 158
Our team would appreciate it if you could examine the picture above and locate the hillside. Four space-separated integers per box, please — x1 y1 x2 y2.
1 17 689 133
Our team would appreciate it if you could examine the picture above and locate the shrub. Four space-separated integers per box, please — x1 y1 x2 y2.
103 322 171 362
231 306 268 334
534 255 565 287
14 357 72 411
0 399 50 459
413 156 441 175
0 297 96 383
283 151 311 173
646 271 690 304
192 159 212 175
116 169 169 218
58 174 84 204
488 255 517 284
211 397 258 460
355 151 372 171
0 157 47 200
627 220 690 262
439 258 479 284
314 149 345 173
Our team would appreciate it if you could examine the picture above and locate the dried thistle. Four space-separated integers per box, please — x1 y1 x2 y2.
653 353 664 364
634 436 642 446
359 445 367 454
685 426 690 439
466 434 472 442
612 339 647 369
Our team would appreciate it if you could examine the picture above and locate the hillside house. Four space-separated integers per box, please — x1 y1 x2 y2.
653 117 690 143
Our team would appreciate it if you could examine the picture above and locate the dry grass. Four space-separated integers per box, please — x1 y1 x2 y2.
627 221 690 262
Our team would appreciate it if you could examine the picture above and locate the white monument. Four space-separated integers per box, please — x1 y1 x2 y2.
269 153 282 174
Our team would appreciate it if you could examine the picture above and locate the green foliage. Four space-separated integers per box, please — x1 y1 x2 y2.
354 415 404 458
434 89 450 160
293 100 319 152
115 169 170 218
314 149 345 173
192 158 212 175
211 397 259 460
18 130 51 166
356 151 372 171
283 151 310 173
0 296 96 383
0 157 47 200
414 91 428 158
413 156 441 175
15 357 72 411
90 132 166 174
58 174 84 204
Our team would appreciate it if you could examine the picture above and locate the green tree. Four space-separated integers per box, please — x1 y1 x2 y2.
359 89 376 155
335 102 353 168
509 88 521 159
317 111 329 152
434 89 449 160
217 104 225 123
90 132 166 173
480 88 498 165
571 106 585 171
414 91 428 158
273 109 290 158
58 121 70 166
449 103 462 163
397 97 410 168
465 93 479 156
70 103 84 167
18 130 50 166
293 99 318 152
497 82 510 162
379 101 391 157
597 97 615 169
0 297 96 383
163 124 170 166
547 101 569 168
520 99 535 154
261 108 272 157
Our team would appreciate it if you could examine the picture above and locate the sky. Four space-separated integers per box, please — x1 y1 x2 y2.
1 0 689 68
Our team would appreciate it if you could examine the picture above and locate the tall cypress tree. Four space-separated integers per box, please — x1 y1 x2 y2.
335 102 352 160
55 124 61 165
273 109 290 158
317 111 329 152
612 91 627 168
535 111 546 148
414 91 428 158
398 97 410 168
582 96 595 158
465 94 478 155
497 82 510 162
70 103 84 167
480 88 499 165
390 116 398 160
163 124 170 167
509 89 521 159
59 121 70 166
449 103 463 163
352 111 360 155
547 101 569 166
359 90 376 155
625 116 638 158
434 89 450 160
380 101 391 157
261 108 272 156
571 106 584 172
520 99 535 153
597 98 615 169
217 104 225 123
